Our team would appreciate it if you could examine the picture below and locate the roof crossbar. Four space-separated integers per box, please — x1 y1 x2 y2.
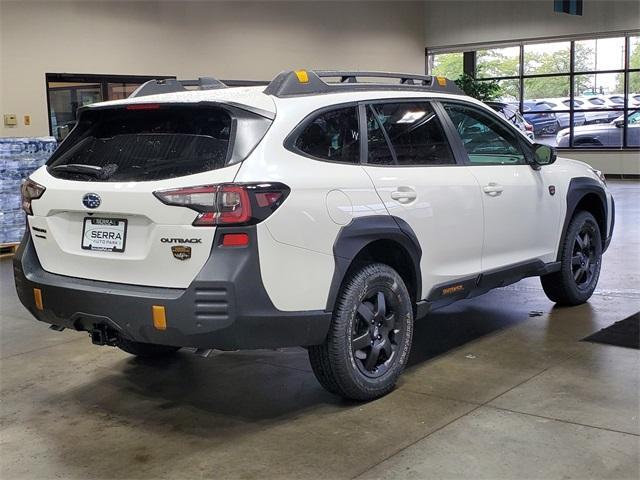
263 70 463 97
129 77 227 98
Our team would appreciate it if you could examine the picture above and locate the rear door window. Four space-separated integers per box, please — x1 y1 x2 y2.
293 107 360 163
47 105 268 182
366 102 455 166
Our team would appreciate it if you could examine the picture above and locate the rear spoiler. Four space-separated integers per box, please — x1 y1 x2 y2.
129 78 226 97
129 78 269 98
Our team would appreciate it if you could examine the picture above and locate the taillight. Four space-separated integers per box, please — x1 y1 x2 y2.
21 178 46 215
525 123 533 131
215 185 251 226
153 183 290 227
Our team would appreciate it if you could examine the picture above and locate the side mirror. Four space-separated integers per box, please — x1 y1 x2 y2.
532 143 556 167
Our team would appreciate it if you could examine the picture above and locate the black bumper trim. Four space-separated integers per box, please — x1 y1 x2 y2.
13 227 331 350
603 195 615 253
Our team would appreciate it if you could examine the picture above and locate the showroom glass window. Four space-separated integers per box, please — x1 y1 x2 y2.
366 102 455 165
426 32 640 149
294 107 360 163
46 73 174 141
429 52 464 80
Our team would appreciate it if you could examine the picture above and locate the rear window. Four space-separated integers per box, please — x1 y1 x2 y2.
47 104 269 182
292 107 360 163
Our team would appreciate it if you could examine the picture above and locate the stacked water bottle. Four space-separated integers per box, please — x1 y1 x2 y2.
0 137 57 243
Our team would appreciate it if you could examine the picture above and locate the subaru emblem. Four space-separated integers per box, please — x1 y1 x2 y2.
82 193 101 209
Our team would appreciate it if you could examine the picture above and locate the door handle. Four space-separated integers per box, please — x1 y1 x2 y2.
391 188 417 203
482 183 504 197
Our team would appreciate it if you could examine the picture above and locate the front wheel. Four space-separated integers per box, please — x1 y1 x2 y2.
308 263 414 401
541 210 602 306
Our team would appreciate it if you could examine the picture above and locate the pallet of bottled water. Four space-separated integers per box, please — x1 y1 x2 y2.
0 137 57 244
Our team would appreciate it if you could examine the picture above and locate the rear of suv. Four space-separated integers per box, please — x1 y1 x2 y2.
14 71 614 401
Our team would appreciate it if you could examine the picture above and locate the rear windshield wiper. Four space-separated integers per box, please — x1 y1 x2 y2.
50 164 104 176
50 163 118 179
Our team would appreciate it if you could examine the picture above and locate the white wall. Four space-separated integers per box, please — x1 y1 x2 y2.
425 0 640 49
0 0 425 137
562 150 640 176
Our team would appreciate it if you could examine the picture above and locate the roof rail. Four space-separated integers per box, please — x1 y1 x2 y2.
129 77 227 98
263 70 463 98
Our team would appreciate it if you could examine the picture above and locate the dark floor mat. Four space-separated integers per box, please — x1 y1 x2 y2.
583 312 640 349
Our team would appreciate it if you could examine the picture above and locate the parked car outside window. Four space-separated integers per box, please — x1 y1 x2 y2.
557 109 639 147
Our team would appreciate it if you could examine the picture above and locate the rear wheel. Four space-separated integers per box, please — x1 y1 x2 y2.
116 337 180 357
541 210 602 306
308 263 413 401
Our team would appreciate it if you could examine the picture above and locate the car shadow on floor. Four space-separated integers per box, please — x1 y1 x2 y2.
42 290 542 432
407 291 540 368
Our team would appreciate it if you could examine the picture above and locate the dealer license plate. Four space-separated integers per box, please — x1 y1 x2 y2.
81 217 127 253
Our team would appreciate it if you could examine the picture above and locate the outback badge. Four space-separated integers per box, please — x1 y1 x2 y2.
171 245 191 261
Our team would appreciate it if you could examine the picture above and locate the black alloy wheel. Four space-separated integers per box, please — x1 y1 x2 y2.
351 291 403 378
308 263 413 400
541 210 602 306
571 223 599 290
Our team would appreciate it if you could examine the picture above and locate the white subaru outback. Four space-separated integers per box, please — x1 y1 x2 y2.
14 70 614 400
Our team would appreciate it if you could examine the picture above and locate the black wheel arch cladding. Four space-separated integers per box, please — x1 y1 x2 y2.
559 177 610 261
325 215 422 312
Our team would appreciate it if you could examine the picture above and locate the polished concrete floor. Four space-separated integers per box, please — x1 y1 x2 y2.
1 180 638 479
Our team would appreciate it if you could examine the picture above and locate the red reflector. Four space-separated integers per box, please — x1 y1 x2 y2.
126 103 160 110
221 233 249 247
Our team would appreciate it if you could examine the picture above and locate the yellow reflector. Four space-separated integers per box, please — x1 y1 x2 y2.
436 76 447 86
152 305 167 330
33 288 43 311
294 70 309 83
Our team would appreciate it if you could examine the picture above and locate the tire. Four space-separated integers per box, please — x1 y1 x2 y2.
542 121 560 135
541 210 602 306
308 263 414 401
116 337 181 357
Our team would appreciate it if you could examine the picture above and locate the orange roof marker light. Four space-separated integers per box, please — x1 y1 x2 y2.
436 76 447 86
294 70 310 83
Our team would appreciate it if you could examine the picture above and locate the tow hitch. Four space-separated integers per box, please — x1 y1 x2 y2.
90 324 119 346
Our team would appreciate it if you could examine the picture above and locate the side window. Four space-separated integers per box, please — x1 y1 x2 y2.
294 107 360 163
367 102 455 166
443 103 527 165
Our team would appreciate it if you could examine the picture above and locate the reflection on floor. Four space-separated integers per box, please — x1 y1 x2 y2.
1 181 638 479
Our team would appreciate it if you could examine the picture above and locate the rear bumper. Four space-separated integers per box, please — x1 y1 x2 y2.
13 227 331 350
